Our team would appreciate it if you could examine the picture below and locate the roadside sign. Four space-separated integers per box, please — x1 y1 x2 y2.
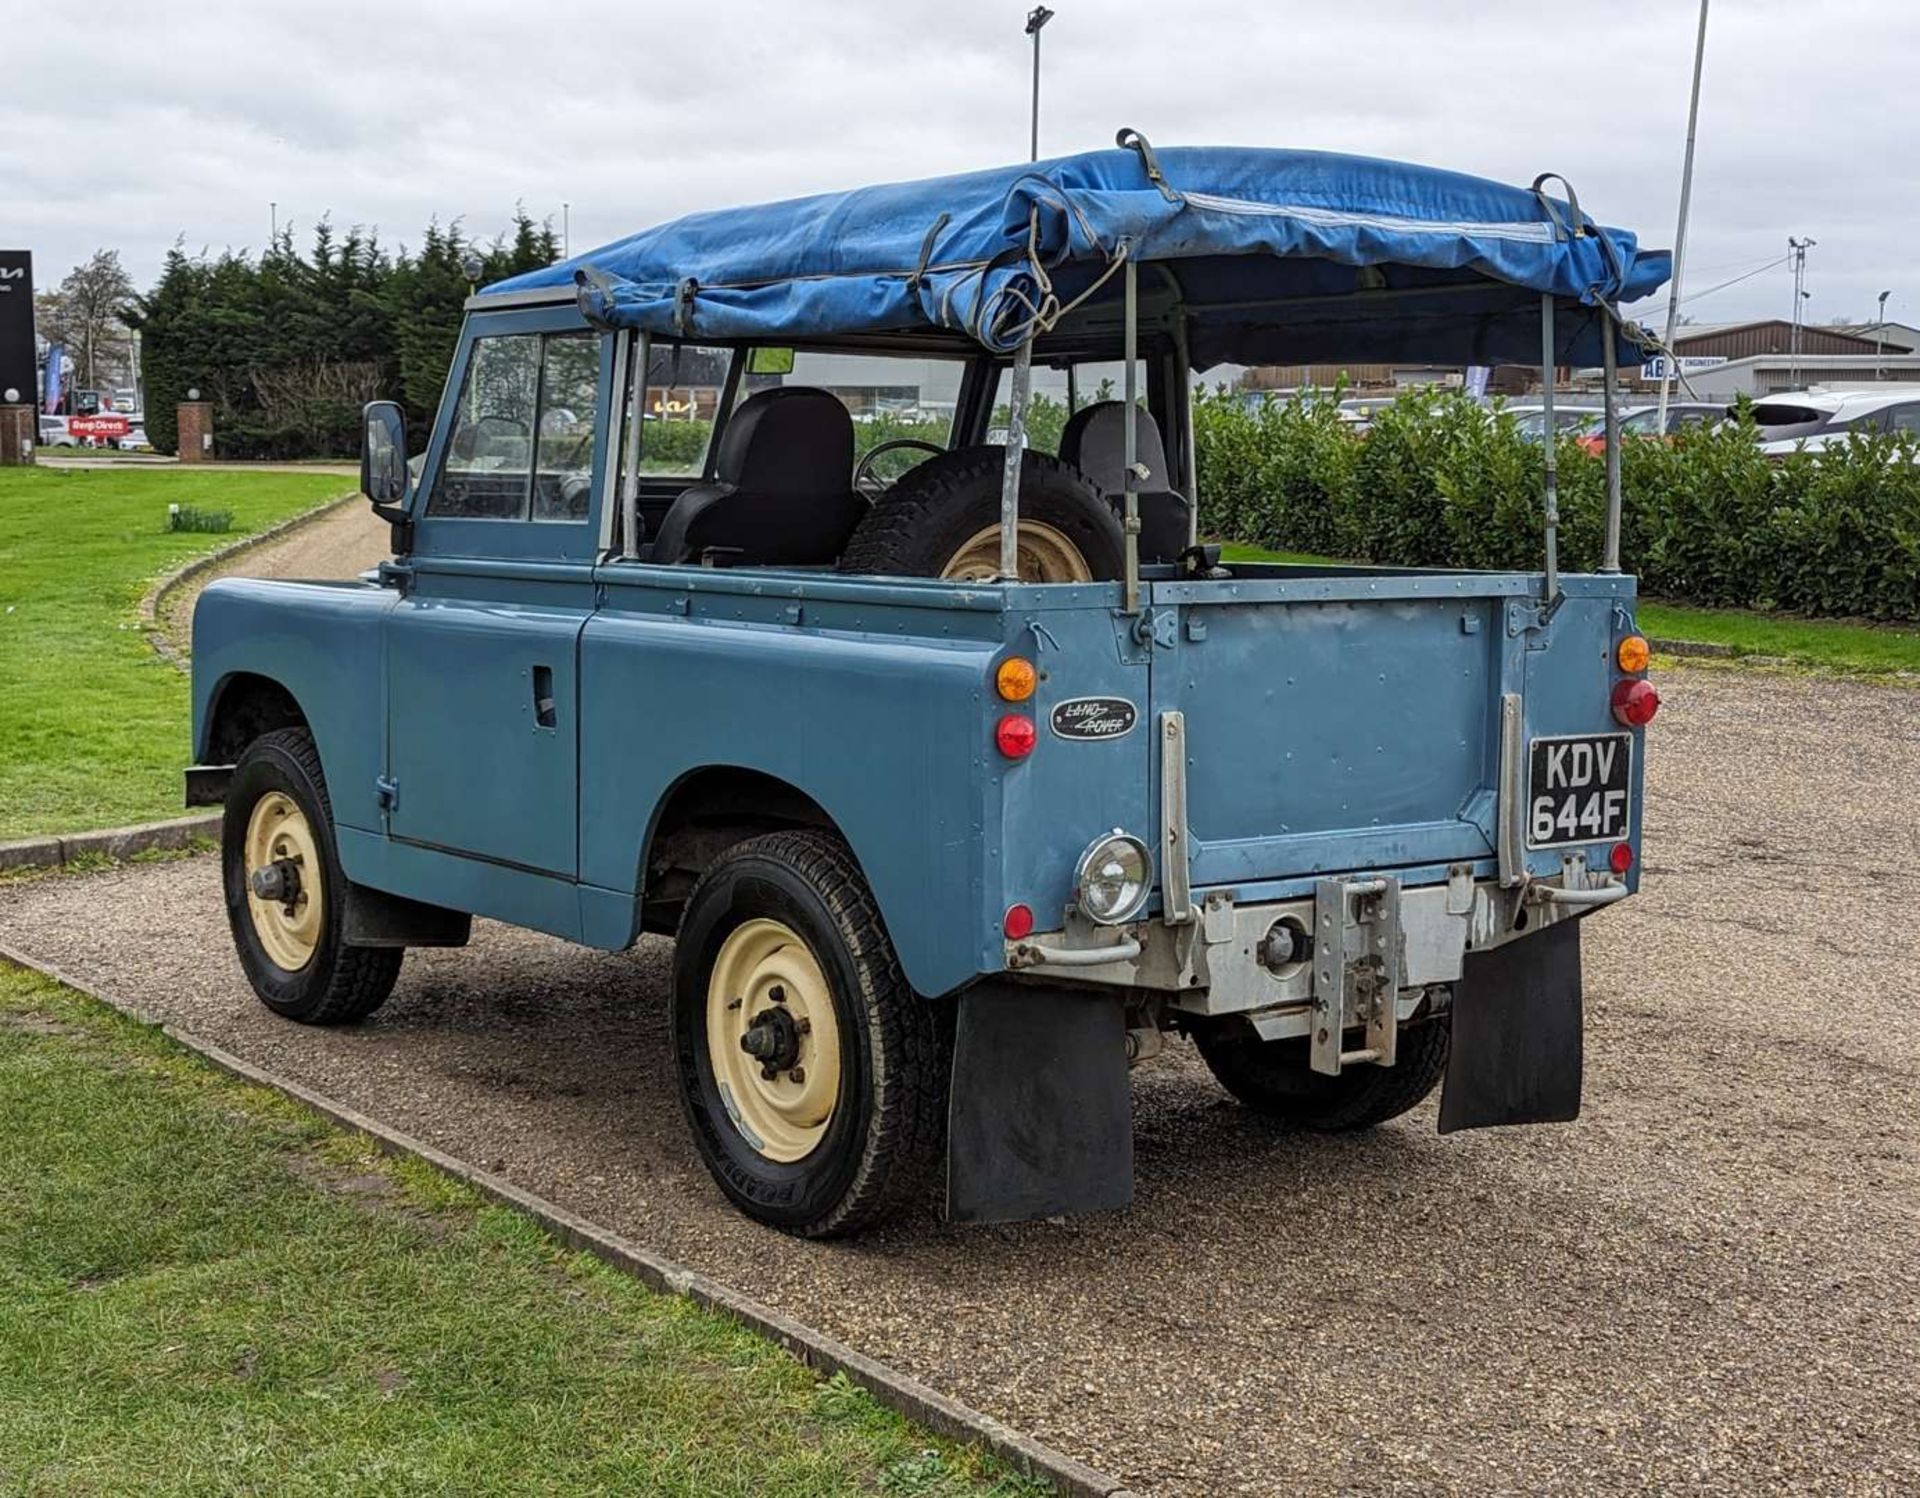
0 250 33 405
1641 355 1727 380
69 414 131 440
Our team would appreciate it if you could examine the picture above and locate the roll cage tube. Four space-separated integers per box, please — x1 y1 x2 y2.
993 238 1149 610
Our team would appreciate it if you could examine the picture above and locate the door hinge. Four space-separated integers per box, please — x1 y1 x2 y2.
375 775 399 812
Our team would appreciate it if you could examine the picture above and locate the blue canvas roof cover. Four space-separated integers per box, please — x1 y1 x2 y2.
484 140 1671 367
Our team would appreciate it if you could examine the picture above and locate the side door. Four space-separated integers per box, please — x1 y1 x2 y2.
384 309 613 878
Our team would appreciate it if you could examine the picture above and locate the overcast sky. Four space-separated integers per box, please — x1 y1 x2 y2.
8 0 1915 330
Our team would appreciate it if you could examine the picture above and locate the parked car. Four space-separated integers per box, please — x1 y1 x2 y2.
1752 388 1920 457
1573 401 1725 453
1507 403 1604 442
117 427 150 451
188 141 1667 1237
37 415 77 447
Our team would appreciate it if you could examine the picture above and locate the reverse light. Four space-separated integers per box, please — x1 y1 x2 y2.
1611 677 1661 727
1003 903 1035 940
1616 633 1651 673
995 656 1038 702
1609 841 1635 875
1074 830 1153 925
995 713 1037 759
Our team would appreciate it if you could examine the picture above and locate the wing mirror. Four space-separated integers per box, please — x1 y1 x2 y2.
360 401 414 551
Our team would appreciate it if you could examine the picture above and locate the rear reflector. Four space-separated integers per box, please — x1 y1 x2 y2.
1609 841 1635 875
1611 678 1661 727
1003 903 1035 939
995 714 1037 759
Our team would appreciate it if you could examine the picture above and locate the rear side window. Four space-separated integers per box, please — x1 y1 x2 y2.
431 331 602 521
1750 403 1825 429
1884 404 1920 437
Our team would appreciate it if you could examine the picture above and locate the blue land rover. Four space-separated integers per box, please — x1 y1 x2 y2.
189 138 1669 1235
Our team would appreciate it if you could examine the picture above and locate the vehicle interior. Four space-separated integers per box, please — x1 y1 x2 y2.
615 310 1198 580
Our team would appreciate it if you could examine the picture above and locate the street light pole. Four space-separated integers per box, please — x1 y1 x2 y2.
1877 288 1892 374
1026 6 1054 163
1657 0 1709 431
1788 236 1815 386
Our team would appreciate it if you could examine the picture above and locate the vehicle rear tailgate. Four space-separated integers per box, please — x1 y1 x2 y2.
1148 571 1541 887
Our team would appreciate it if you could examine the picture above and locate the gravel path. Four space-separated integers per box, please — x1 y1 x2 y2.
159 500 389 653
4 667 1917 1495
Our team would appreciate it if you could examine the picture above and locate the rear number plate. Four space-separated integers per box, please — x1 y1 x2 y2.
1527 733 1632 847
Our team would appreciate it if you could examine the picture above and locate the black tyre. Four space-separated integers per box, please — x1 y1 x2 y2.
839 445 1125 581
222 727 402 1025
1194 1016 1449 1131
670 830 949 1237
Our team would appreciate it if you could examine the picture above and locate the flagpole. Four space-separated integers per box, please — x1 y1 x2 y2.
1657 0 1710 429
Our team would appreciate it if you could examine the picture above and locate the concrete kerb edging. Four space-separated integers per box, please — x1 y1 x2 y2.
0 940 1134 1498
0 813 223 874
139 490 363 672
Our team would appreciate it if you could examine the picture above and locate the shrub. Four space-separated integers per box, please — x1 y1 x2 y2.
167 505 233 534
1200 385 1920 621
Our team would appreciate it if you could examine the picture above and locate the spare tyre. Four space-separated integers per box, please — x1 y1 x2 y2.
839 445 1125 582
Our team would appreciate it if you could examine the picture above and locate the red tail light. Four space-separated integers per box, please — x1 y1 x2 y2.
1003 903 1035 939
995 714 1037 759
1611 678 1661 727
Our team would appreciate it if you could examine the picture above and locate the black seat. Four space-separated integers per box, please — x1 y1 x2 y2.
1058 401 1193 563
649 387 865 566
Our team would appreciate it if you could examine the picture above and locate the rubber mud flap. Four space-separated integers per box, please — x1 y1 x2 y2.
1439 914 1583 1133
946 981 1132 1224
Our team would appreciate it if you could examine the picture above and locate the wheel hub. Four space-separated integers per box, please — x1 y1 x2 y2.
740 1003 803 1074
242 791 323 973
250 857 303 906
705 918 842 1163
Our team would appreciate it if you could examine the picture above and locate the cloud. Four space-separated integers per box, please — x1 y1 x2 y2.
7 0 1917 326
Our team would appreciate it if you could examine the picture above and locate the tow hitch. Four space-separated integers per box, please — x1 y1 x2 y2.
1309 875 1403 1076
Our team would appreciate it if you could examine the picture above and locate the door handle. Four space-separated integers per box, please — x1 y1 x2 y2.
531 665 557 729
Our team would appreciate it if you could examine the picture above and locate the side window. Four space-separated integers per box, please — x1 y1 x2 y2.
431 331 602 521
431 334 539 518
638 343 733 477
1885 404 1920 437
531 333 600 522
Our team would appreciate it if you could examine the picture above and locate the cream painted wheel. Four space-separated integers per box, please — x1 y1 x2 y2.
672 830 949 1236
940 520 1095 583
704 918 843 1163
243 790 324 972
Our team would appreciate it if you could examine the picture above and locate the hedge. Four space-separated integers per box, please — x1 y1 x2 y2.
1193 386 1920 621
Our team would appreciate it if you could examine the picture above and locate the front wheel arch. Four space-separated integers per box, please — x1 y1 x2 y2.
202 671 310 766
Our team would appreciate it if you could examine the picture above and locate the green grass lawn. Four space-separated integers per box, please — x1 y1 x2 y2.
0 962 1044 1496
1632 600 1920 674
0 467 349 841
1219 542 1920 676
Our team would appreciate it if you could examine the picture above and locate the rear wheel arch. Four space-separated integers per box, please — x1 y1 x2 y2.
637 765 842 935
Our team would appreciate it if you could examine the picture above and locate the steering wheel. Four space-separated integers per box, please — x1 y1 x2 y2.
853 439 945 497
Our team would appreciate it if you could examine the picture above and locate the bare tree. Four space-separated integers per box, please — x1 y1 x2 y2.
37 250 135 391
